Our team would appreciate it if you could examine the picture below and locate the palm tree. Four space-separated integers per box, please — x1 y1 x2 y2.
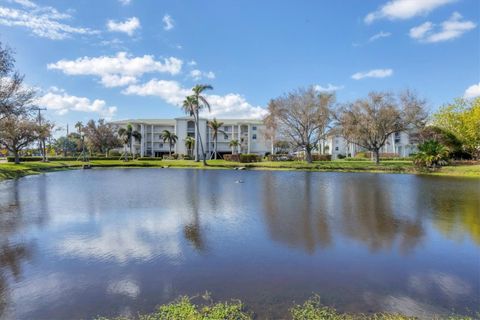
191 84 213 165
75 121 83 134
184 136 195 158
208 118 224 159
229 139 239 155
117 124 141 161
161 129 178 157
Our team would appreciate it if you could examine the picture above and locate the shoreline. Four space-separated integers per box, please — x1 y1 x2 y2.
1 160 479 181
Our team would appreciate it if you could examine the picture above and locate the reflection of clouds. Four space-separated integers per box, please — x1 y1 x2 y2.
381 295 445 317
107 279 140 298
9 272 74 318
57 211 184 264
408 272 471 299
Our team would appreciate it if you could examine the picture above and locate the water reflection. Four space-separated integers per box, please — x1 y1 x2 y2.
0 169 478 319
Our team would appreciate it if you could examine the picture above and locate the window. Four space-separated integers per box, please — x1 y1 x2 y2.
335 147 339 151
252 126 257 130
252 134 257 140
224 134 228 140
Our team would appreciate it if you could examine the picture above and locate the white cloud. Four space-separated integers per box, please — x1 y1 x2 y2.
464 83 480 99
189 69 215 81
409 22 434 39
162 14 174 31
369 31 392 42
188 60 197 66
365 0 456 24
47 52 183 87
107 17 140 36
0 1 98 40
37 90 117 118
118 0 131 5
314 84 344 92
123 80 267 119
409 12 476 43
351 68 393 80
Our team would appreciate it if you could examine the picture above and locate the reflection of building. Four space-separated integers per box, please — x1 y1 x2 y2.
111 117 270 158
321 130 419 159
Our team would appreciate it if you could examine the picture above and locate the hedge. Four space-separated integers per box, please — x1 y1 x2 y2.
223 154 240 162
7 156 121 162
137 157 163 161
239 154 261 163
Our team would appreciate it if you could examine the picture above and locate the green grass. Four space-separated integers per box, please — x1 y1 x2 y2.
95 295 475 320
0 159 478 181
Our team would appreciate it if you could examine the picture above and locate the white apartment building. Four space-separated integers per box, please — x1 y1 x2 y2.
111 117 270 158
322 130 418 159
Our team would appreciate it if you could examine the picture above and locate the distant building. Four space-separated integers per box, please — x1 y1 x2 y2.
322 130 419 159
111 117 271 158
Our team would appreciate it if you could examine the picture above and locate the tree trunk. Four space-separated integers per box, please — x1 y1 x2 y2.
195 110 207 165
169 143 172 156
305 148 313 164
14 149 20 164
124 144 128 162
214 136 217 160
374 149 380 165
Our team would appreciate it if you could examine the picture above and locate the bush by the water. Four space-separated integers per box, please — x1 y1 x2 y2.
96 295 473 320
223 154 240 162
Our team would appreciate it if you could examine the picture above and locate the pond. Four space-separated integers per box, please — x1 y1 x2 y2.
0 169 479 319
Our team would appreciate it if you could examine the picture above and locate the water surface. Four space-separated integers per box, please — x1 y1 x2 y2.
0 169 479 319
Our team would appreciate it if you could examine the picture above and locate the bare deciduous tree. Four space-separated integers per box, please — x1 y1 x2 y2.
266 87 334 163
0 42 35 120
335 91 428 164
83 119 121 156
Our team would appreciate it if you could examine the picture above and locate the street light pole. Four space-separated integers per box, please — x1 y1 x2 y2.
32 106 47 161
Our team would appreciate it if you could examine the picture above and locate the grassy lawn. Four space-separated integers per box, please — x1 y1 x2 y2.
0 159 478 180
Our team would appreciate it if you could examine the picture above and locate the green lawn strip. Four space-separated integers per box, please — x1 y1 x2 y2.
1 160 478 181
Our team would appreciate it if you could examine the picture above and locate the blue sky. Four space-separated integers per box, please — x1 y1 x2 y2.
0 0 479 133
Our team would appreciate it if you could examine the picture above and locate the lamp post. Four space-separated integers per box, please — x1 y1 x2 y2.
81 132 86 162
32 106 47 161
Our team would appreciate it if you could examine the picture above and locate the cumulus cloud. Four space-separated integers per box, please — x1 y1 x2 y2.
351 69 393 80
365 0 456 24
409 12 476 43
189 69 215 81
118 0 131 5
162 14 174 31
464 83 480 99
37 89 117 118
0 0 98 40
107 17 140 36
47 52 183 87
123 80 267 119
314 84 344 92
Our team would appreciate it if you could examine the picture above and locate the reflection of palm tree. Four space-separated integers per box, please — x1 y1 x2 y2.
208 118 224 159
161 130 178 156
183 171 206 252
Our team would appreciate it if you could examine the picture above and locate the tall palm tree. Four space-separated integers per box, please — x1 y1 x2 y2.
75 121 83 134
229 139 239 155
161 129 178 157
117 124 141 161
184 136 195 158
208 118 224 159
191 84 213 165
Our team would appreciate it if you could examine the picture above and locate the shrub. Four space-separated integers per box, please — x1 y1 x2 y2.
108 150 121 157
337 154 346 159
312 154 331 161
239 154 261 163
414 140 450 169
268 154 293 161
224 154 240 162
163 154 179 160
137 157 162 161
